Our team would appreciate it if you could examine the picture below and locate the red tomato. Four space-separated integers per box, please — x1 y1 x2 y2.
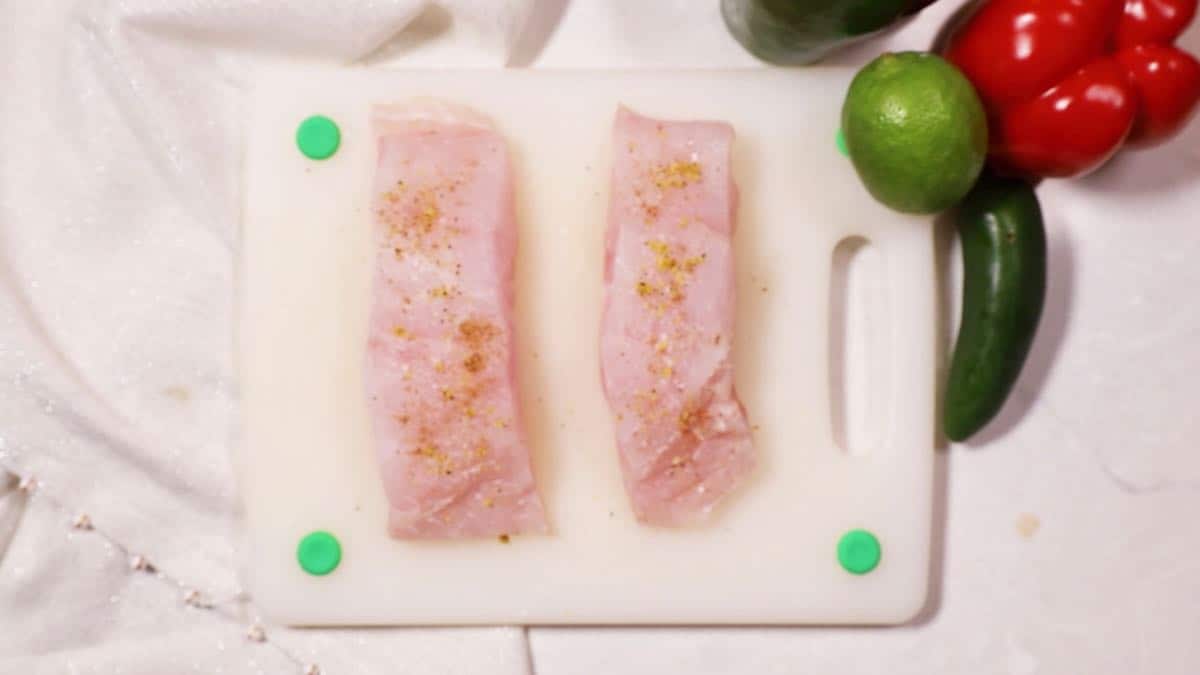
941 0 1200 178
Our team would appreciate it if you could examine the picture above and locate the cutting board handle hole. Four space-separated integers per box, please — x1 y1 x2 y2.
829 236 889 456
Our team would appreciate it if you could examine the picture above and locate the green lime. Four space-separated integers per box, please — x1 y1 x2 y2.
841 51 987 214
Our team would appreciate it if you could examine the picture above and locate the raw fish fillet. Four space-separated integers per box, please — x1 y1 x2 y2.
600 107 757 526
364 102 546 539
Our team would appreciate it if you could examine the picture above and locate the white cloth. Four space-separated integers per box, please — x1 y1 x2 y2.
2 1 1199 673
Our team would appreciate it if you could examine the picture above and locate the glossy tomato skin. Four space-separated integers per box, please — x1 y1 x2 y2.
994 59 1137 177
1115 0 1198 48
942 0 1121 108
1117 44 1200 145
941 0 1200 178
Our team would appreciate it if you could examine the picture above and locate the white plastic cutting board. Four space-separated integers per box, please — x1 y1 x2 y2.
240 68 936 626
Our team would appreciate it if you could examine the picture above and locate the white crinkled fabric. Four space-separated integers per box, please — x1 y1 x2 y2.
2 1 1199 674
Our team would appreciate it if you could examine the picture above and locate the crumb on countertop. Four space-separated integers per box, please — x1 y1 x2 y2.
1016 513 1040 539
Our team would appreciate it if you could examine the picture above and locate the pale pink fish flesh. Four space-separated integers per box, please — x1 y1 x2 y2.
600 106 757 526
364 102 546 539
